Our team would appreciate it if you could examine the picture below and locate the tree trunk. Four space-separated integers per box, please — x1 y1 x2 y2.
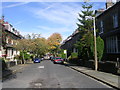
22 52 25 64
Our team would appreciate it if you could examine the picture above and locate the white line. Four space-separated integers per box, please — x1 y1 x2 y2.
38 66 44 69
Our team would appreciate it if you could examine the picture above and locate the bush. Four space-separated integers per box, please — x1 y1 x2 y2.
58 49 66 59
68 55 72 60
14 55 20 60
71 52 78 59
69 58 79 64
24 53 31 60
96 36 104 61
67 53 79 64
20 51 31 60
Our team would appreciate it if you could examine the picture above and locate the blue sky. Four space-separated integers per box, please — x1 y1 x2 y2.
2 0 115 40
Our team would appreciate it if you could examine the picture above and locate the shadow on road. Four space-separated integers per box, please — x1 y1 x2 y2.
2 69 17 82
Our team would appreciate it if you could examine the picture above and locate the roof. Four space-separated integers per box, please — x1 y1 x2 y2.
61 29 79 45
0 23 23 39
96 1 120 18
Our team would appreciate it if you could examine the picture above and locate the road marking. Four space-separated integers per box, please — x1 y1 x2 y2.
38 66 44 69
34 83 42 87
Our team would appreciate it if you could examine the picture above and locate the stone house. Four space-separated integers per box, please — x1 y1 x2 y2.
0 20 23 61
60 30 80 57
96 1 120 61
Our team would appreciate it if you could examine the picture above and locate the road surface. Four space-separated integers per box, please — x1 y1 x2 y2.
2 60 113 88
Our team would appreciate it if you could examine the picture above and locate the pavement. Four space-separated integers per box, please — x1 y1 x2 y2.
64 61 120 89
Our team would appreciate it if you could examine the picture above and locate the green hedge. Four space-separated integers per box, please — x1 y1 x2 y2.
71 52 78 59
20 51 31 60
67 52 79 64
57 49 66 59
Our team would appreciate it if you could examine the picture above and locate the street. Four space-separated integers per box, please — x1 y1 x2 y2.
2 60 113 88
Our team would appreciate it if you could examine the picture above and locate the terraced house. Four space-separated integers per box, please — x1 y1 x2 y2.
96 1 120 61
0 17 23 61
60 29 80 57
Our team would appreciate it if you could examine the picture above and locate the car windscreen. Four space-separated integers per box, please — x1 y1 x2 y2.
55 58 61 59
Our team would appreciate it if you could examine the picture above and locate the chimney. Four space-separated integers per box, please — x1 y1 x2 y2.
106 0 114 9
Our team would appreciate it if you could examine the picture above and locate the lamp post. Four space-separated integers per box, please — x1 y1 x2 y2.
85 16 98 71
93 17 98 71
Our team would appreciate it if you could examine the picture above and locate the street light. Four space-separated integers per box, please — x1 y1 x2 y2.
85 16 98 71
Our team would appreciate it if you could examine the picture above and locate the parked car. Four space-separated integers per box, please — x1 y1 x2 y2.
50 56 53 60
41 58 44 60
33 58 41 63
44 56 50 60
51 57 55 61
53 57 64 64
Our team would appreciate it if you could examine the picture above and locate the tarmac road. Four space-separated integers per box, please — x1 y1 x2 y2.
2 60 113 89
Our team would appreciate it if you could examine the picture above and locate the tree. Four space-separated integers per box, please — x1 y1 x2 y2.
76 2 95 60
13 39 30 64
75 2 104 63
96 36 104 61
47 33 62 56
13 33 49 63
31 37 49 57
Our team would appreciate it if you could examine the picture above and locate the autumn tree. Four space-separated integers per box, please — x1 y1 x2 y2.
13 39 30 64
47 33 62 56
31 37 49 57
14 33 49 63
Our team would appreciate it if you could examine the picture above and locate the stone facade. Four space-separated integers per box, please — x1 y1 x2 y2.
0 21 23 61
96 2 120 61
60 30 80 57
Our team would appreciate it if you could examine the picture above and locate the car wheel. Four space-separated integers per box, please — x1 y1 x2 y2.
61 62 64 64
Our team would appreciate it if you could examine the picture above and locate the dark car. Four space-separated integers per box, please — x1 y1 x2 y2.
51 57 55 61
53 57 64 64
33 58 41 63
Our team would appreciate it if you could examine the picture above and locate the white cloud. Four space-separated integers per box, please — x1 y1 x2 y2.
3 2 29 8
22 3 86 40
20 31 33 36
19 27 68 40
37 25 73 39
14 21 24 26
37 25 71 33
28 3 81 27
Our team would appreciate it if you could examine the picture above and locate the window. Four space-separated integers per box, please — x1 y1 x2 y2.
73 48 78 53
12 49 14 55
106 35 120 53
113 14 118 28
100 21 104 33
